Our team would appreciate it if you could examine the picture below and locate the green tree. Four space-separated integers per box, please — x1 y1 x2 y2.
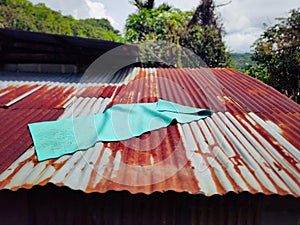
125 0 231 68
247 8 300 102
0 0 121 41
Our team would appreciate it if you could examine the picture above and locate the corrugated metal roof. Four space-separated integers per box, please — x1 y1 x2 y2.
0 67 299 197
0 80 119 174
0 67 137 84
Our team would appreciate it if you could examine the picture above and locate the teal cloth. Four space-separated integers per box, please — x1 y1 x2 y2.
28 99 213 161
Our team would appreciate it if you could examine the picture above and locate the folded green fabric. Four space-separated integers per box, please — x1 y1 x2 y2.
28 99 213 161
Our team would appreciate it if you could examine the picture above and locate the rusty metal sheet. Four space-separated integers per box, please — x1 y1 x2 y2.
75 86 116 98
212 68 300 113
0 108 64 174
0 68 299 197
0 84 40 106
0 80 118 173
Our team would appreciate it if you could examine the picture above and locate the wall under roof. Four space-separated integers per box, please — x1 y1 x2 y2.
1 185 299 225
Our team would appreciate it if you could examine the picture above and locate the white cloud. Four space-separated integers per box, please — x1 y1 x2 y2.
82 0 120 30
224 27 263 53
214 0 299 52
85 0 106 18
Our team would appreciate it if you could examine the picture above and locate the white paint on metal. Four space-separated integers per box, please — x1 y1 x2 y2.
249 112 300 160
111 151 121 179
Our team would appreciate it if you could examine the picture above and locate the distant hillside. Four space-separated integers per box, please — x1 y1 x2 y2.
0 0 121 41
231 53 255 71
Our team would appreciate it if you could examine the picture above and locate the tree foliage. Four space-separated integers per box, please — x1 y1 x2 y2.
0 0 121 41
246 8 300 102
125 0 231 68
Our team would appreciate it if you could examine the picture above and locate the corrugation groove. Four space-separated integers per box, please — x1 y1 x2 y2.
0 83 118 110
9 85 74 109
189 68 225 111
155 68 225 112
216 69 275 112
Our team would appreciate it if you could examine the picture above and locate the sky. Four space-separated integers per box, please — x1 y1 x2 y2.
28 0 299 53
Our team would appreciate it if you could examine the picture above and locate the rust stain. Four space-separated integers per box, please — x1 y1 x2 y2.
86 145 107 193
228 107 298 195
0 153 37 189
0 84 39 106
259 112 300 151
191 123 228 195
99 86 116 98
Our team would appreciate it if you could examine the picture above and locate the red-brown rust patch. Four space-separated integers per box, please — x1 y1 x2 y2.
51 158 68 171
0 84 40 106
204 102 274 194
99 86 116 98
53 86 76 108
0 108 64 174
227 98 295 170
103 125 181 166
9 85 75 109
86 125 200 194
155 68 227 112
248 116 299 174
86 146 107 192
76 86 116 98
37 176 53 186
